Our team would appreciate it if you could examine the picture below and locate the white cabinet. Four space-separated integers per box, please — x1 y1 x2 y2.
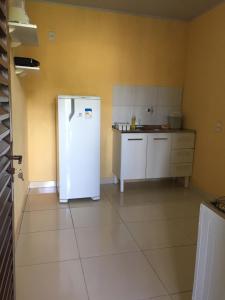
170 132 195 187
121 134 147 181
112 129 195 192
146 133 171 179
113 131 147 192
172 132 195 149
170 163 193 177
171 149 194 163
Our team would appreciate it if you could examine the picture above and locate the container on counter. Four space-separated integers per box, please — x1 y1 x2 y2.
168 112 183 129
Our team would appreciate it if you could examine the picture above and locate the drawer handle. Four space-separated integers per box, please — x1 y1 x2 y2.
154 138 168 141
128 138 143 141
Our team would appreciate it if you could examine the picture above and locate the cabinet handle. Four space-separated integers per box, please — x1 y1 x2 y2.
128 138 143 141
153 138 168 141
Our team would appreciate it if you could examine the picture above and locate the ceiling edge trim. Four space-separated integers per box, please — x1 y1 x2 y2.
28 0 190 22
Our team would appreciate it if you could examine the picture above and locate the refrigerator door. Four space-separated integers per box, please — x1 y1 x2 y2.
58 96 100 202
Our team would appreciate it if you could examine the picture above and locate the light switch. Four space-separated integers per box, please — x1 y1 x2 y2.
48 31 56 41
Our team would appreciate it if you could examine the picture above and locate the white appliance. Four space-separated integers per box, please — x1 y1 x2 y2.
57 95 100 203
193 200 225 300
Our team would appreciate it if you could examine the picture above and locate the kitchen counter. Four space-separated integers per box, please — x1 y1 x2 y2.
112 126 196 134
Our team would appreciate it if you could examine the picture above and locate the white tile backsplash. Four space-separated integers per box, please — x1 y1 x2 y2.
112 106 133 124
132 106 157 125
156 106 182 124
134 86 157 106
157 87 182 106
112 85 182 125
113 86 136 106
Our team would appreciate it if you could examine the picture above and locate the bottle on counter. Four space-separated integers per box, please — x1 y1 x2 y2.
130 115 136 131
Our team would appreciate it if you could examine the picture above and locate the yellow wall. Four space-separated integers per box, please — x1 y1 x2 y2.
16 1 188 182
183 3 225 196
10 53 28 236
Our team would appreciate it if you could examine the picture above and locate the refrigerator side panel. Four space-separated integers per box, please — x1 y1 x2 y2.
57 97 72 201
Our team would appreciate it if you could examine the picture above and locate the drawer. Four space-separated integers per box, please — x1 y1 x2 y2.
171 149 194 163
171 163 193 177
172 133 195 149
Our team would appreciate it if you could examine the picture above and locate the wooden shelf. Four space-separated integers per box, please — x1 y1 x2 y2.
15 65 40 75
8 22 38 47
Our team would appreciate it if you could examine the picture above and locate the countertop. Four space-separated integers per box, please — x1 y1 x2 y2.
112 126 196 134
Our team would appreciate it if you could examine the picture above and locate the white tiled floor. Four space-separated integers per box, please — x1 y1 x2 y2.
145 246 196 294
20 208 73 233
16 180 204 300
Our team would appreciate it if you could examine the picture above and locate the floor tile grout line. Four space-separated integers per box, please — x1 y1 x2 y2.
68 205 91 300
116 201 196 297
99 188 171 298
137 295 172 300
140 243 197 251
16 237 141 268
23 207 69 212
99 189 172 299
124 216 199 224
111 194 171 297
18 227 75 235
16 192 30 250
15 257 81 269
92 185 199 293
169 290 192 296
78 249 141 261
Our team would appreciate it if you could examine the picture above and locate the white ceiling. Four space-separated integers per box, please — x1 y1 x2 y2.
33 0 223 20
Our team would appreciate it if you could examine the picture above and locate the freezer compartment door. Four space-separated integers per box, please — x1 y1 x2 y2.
58 97 100 200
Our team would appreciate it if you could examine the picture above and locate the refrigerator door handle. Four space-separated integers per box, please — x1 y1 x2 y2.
69 98 75 121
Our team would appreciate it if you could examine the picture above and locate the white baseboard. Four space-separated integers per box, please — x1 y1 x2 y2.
29 178 115 189
29 181 56 188
100 177 114 184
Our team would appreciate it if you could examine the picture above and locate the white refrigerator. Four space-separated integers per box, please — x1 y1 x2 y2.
57 95 100 203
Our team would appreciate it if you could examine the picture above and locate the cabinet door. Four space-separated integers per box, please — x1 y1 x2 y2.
146 133 171 178
121 134 147 180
